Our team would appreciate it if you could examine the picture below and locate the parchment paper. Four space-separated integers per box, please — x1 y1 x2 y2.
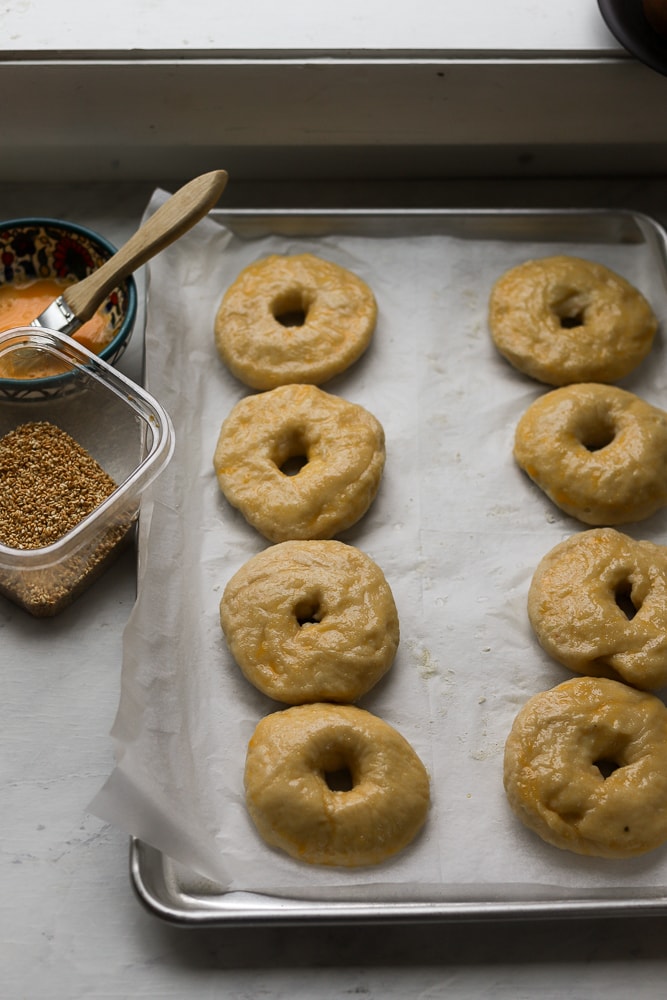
92 192 667 900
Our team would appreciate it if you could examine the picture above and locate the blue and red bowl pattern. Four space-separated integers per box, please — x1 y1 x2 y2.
0 217 137 399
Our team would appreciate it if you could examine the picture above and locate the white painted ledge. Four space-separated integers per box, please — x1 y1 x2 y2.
1 0 666 182
0 0 619 56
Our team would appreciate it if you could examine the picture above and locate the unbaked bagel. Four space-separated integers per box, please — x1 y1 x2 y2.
219 540 399 704
528 528 667 691
504 676 667 858
514 383 667 525
215 253 377 390
213 383 386 542
489 255 657 386
244 703 430 866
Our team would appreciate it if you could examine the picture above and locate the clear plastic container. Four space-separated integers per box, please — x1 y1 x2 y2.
0 328 174 616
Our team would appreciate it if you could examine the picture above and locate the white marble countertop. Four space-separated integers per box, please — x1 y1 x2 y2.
4 176 667 998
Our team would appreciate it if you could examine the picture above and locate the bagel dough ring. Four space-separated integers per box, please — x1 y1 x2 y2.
489 255 657 386
503 676 667 858
514 383 667 525
244 703 430 866
213 384 386 542
220 540 399 704
528 528 667 691
215 253 377 390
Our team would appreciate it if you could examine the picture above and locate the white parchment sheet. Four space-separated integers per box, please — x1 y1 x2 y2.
92 194 667 901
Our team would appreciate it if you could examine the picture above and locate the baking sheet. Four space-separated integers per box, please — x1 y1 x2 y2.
91 203 667 923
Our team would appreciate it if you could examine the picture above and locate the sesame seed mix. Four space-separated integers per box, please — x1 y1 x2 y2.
0 421 118 549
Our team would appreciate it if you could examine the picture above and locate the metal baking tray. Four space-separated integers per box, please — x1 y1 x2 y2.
130 206 667 927
130 836 667 925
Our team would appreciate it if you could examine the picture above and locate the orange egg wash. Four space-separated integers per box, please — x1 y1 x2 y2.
0 279 111 379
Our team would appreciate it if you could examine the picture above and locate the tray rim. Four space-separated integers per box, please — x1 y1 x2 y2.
130 838 667 927
208 203 667 231
130 203 667 927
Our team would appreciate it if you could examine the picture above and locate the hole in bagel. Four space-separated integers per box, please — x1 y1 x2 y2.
577 412 617 452
324 765 354 792
592 734 630 780
318 747 356 793
613 579 639 620
272 290 309 328
280 453 309 476
294 596 322 627
552 290 587 329
274 429 310 477
560 315 584 329
593 758 621 779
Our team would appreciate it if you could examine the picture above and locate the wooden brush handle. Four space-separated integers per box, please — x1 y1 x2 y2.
62 169 228 323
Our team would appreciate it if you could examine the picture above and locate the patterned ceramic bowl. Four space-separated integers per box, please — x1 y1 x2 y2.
0 217 137 400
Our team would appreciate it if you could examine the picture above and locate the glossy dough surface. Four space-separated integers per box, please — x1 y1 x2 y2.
244 703 430 866
514 383 667 525
215 253 377 389
220 540 399 704
213 384 386 542
504 677 667 858
489 255 657 386
529 528 667 691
